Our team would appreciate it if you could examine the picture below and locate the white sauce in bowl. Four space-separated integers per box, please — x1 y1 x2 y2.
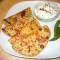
35 3 57 19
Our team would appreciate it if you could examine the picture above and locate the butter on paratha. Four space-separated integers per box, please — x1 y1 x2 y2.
3 7 34 26
9 19 41 44
12 26 51 56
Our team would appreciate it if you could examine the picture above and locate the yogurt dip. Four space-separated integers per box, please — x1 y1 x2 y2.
35 3 57 19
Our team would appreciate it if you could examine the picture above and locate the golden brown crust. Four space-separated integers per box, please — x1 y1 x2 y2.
8 20 51 56
2 20 26 36
2 7 35 36
12 28 50 56
3 7 34 26
8 19 41 44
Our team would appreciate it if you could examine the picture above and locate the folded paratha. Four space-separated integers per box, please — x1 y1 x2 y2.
2 19 40 36
9 19 41 44
11 25 51 56
3 7 34 26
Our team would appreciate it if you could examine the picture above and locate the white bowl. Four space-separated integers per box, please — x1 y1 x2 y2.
33 1 60 22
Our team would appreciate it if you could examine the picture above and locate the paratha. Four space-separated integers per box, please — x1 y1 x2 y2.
9 19 41 44
2 19 40 36
3 7 34 26
2 20 25 36
12 25 51 56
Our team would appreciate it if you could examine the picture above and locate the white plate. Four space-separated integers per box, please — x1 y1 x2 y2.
0 1 60 59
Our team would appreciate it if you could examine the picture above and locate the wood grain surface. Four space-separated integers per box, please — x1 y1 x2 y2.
0 0 60 60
